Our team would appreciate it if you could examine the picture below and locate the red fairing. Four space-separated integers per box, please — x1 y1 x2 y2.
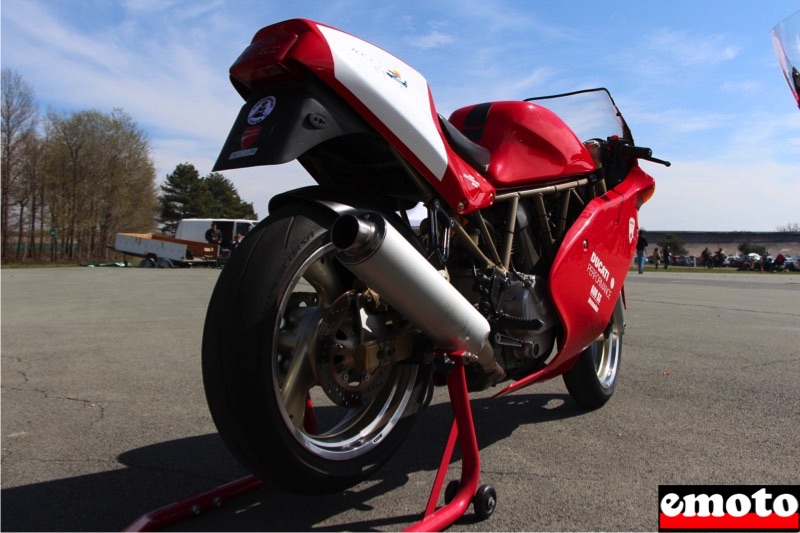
230 19 495 214
449 101 596 188
545 165 655 374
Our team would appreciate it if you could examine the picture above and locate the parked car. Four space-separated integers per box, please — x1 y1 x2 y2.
674 255 696 267
723 256 742 267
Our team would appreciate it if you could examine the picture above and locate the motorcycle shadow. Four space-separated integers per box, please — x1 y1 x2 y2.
155 390 585 531
0 391 582 532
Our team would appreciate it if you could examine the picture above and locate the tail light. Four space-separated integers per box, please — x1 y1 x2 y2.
229 32 299 92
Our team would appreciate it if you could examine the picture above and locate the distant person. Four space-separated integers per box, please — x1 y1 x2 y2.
205 222 222 245
663 245 670 270
636 231 648 274
652 247 661 270
702 247 711 268
230 233 244 253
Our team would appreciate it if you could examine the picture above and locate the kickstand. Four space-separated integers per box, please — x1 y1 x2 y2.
125 353 489 532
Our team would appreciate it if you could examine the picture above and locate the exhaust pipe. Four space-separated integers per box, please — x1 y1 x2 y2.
330 212 492 364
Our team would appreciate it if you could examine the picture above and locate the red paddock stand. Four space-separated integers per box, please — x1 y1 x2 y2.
124 352 494 532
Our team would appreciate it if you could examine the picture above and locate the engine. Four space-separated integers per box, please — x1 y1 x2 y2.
497 273 558 361
417 199 561 380
447 244 558 378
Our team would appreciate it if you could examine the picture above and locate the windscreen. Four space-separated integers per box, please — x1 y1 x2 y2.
771 10 800 108
526 88 630 143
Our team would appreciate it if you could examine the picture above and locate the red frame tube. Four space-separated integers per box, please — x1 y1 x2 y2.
122 475 264 532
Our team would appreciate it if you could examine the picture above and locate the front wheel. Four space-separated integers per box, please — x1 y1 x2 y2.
202 203 430 494
562 298 624 409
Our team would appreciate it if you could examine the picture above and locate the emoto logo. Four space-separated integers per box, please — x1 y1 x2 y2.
247 96 276 125
658 485 799 532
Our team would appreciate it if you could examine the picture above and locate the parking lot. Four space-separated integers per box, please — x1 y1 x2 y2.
2 267 799 531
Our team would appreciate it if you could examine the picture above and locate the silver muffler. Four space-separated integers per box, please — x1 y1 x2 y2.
330 211 494 368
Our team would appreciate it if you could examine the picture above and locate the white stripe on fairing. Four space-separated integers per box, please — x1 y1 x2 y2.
317 24 447 181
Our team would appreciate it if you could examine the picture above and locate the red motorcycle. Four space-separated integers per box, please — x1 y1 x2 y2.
201 18 667 528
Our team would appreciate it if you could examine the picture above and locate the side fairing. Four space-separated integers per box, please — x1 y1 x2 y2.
546 166 655 373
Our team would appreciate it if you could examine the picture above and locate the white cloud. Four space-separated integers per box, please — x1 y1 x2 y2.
3 2 131 73
639 158 800 232
407 30 454 50
721 80 763 93
501 68 557 99
646 29 740 67
634 107 734 136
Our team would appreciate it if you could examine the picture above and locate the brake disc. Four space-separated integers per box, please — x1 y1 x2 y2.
316 290 391 408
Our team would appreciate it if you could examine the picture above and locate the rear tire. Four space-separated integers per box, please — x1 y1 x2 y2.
202 203 430 494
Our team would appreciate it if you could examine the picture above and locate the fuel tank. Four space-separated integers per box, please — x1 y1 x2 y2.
449 101 595 188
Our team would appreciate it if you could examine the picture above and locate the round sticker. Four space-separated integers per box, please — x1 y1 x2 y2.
248 96 276 125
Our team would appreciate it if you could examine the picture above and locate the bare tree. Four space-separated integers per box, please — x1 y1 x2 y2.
44 109 157 262
3 72 156 264
776 222 800 232
1 69 38 261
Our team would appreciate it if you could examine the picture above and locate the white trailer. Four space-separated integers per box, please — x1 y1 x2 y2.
113 218 257 267
113 233 220 267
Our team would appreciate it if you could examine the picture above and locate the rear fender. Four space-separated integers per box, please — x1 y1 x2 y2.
214 76 371 172
268 186 424 247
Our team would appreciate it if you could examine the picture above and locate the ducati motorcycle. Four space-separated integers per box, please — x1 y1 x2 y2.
202 19 668 509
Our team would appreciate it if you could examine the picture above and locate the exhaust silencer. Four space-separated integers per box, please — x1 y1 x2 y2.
330 212 490 357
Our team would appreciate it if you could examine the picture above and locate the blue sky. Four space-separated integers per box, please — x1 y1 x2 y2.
2 0 799 231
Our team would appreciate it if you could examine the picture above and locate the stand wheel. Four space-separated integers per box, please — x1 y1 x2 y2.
473 484 497 520
444 480 459 504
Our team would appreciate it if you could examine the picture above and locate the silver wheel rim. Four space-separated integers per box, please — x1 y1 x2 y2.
592 326 621 390
271 243 418 461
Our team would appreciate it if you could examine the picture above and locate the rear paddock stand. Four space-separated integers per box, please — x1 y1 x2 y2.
124 352 494 532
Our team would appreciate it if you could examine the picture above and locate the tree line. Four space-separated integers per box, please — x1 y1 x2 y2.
1 68 255 264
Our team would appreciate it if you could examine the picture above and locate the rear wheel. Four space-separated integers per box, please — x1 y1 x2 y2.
563 298 623 409
202 203 430 494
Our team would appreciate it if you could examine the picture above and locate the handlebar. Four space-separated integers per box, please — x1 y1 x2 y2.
610 139 671 167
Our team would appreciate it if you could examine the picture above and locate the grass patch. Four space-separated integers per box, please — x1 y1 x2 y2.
2 262 84 269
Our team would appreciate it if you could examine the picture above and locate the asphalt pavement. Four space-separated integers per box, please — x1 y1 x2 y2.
1 267 798 532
